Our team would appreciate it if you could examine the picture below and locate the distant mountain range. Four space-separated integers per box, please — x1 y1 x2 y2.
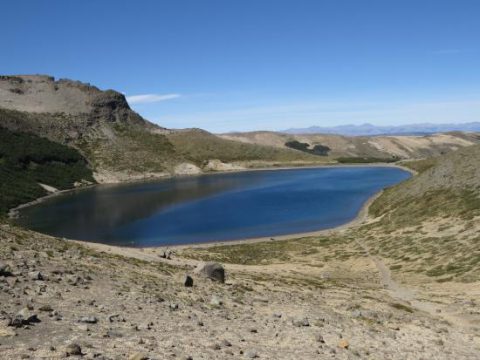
283 122 480 136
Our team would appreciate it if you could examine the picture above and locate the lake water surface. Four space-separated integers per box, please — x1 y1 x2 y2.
16 166 410 247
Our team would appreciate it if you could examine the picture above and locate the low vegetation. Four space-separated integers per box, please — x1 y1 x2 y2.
0 126 94 215
337 156 399 164
284 140 331 156
167 130 323 165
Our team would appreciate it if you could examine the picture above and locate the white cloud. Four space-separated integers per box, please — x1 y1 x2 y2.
126 93 181 104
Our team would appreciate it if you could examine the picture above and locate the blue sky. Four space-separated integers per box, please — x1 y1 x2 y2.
2 0 479 132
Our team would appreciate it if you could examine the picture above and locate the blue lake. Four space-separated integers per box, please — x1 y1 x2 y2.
16 166 410 247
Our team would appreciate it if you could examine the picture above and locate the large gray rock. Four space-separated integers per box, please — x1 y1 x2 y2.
197 262 225 283
9 308 40 327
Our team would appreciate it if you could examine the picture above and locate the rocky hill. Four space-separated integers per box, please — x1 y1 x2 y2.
0 75 322 183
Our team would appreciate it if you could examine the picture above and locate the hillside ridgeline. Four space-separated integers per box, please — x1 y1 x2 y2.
0 75 324 183
220 130 480 161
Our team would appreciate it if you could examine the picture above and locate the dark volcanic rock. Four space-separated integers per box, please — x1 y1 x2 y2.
184 275 194 287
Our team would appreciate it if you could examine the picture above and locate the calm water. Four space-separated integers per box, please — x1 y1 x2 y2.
16 167 410 247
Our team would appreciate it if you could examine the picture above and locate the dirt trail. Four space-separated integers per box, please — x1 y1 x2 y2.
353 238 475 329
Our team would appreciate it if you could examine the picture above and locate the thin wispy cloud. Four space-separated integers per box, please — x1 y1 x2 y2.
432 49 471 55
126 93 181 104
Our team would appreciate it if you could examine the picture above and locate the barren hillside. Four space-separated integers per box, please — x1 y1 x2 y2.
220 131 480 160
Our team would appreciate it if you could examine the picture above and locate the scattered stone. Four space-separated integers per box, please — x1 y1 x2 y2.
221 339 232 347
210 295 223 307
244 349 258 358
108 314 125 322
28 271 44 281
6 277 17 287
184 275 194 287
77 324 89 331
338 339 349 349
106 329 124 338
316 334 325 343
208 343 221 350
292 317 309 327
38 305 53 312
160 250 173 260
351 310 362 318
79 316 98 324
169 303 179 311
197 262 225 283
65 343 82 356
129 352 149 360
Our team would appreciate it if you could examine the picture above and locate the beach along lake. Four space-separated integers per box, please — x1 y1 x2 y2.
16 166 411 247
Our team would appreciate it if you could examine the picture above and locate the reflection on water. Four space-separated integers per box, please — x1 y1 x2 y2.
17 167 410 247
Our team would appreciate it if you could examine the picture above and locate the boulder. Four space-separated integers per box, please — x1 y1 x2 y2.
197 262 225 283
9 308 40 327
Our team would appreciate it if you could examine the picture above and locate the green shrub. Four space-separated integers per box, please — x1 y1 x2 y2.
285 140 331 156
0 126 95 215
